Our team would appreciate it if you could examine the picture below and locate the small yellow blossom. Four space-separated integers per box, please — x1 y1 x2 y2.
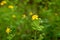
0 1 7 5
12 15 16 18
22 14 26 18
32 15 38 20
8 5 14 9
2 1 7 4
30 12 33 15
0 3 4 5
6 27 11 34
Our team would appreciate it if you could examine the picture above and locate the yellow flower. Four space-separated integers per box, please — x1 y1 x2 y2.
6 27 11 34
0 3 4 5
32 15 38 20
2 1 7 4
8 5 14 9
30 12 33 15
0 1 7 5
22 14 26 18
12 15 16 18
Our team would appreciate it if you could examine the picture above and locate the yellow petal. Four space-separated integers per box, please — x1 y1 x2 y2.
32 15 38 20
6 27 11 34
12 15 16 18
2 1 7 4
30 12 33 15
8 5 14 9
22 14 26 18
0 3 4 5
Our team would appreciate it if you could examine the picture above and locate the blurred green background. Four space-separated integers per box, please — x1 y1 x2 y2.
0 0 60 40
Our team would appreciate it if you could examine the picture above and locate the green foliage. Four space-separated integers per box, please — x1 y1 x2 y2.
0 0 60 40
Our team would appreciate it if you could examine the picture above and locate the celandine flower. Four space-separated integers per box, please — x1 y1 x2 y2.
0 3 4 5
6 27 11 34
32 15 38 20
30 12 33 15
8 5 14 9
0 1 7 5
12 15 16 18
2 1 7 4
22 14 26 18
